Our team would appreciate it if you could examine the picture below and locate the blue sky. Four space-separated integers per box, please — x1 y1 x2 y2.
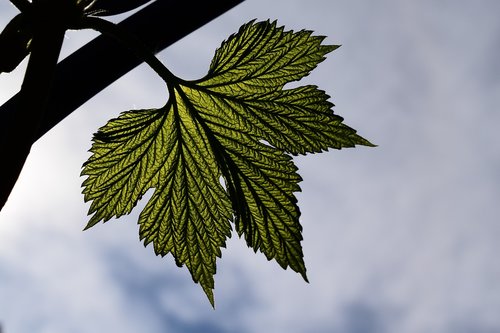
1 1 500 332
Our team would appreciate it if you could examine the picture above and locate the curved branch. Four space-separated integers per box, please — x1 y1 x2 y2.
1 0 67 209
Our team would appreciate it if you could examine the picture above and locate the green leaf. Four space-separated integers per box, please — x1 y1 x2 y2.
81 19 373 306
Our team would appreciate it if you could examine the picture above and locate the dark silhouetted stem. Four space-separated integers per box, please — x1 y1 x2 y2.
0 7 66 209
78 16 177 83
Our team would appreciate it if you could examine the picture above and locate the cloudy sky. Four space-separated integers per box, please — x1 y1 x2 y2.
1 0 499 332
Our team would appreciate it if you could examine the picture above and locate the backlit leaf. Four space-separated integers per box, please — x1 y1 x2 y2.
81 19 373 306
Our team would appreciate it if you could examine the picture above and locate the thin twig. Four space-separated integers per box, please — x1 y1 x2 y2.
78 16 178 83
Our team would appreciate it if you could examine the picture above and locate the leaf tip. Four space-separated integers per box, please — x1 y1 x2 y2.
82 222 95 231
302 271 310 283
83 214 101 231
202 285 216 308
322 44 341 55
353 134 377 148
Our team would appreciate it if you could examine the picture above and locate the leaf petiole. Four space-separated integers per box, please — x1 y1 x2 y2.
77 16 179 86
